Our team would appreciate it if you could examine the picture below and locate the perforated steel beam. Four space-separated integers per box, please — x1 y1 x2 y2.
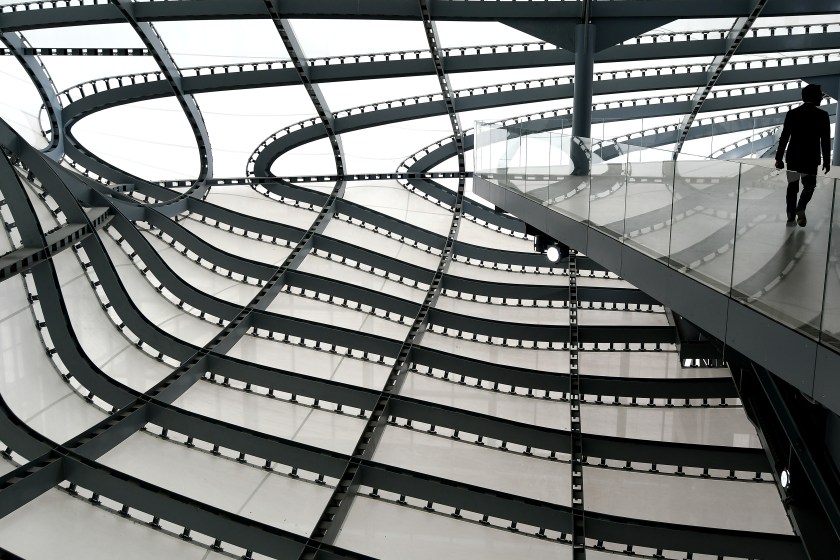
673 0 767 158
263 2 345 176
108 0 213 187
0 0 834 32
418 0 465 174
0 31 63 158
298 8 469 552
1 47 149 56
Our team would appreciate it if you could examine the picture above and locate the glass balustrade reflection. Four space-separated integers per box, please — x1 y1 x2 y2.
475 121 840 350
505 123 524 193
521 131 551 197
474 121 485 178
730 161 835 339
588 139 629 239
547 135 590 222
668 159 741 292
622 158 676 261
822 192 840 350
477 122 509 186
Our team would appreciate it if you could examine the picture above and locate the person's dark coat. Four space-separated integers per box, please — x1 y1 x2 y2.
776 103 831 174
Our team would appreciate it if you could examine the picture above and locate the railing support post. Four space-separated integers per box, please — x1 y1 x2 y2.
833 79 840 167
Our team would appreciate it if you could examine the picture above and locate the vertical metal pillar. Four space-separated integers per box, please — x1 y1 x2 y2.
571 3 595 176
833 79 840 167
571 26 595 141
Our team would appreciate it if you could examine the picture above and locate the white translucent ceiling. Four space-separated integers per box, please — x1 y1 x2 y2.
270 137 337 177
338 115 454 174
289 19 430 58
0 8 833 181
435 21 546 49
0 57 49 148
24 23 145 49
319 75 442 112
39 56 161 94
155 20 289 68
195 86 317 178
447 65 575 92
71 97 200 180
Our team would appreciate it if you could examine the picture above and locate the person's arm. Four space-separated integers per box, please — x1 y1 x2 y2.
776 112 791 169
821 111 831 173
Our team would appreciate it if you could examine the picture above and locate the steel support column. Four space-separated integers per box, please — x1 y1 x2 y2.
571 30 595 141
569 1 595 176
834 80 840 167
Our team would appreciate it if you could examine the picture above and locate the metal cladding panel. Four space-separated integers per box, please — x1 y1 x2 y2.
617 245 731 342
476 177 835 404
585 228 623 276
724 300 819 397
814 345 840 416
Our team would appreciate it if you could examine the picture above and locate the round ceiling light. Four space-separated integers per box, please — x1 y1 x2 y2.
780 469 791 489
546 245 561 263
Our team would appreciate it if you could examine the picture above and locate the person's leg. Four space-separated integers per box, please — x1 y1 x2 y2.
786 177 800 222
797 174 817 211
795 174 817 226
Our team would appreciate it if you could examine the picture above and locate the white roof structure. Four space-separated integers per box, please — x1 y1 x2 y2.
1 1 836 558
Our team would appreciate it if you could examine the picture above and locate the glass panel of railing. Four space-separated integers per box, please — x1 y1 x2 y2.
820 179 840 351
730 161 835 340
473 121 487 178
480 121 509 186
588 138 630 239
503 123 525 194
621 147 677 261
547 135 590 222
474 121 487 176
522 131 552 200
747 116 785 160
667 159 741 293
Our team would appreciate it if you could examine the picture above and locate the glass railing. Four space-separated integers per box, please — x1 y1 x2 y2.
474 120 840 351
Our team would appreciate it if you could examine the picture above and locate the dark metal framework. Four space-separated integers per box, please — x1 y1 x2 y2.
1 1 836 558
672 0 768 158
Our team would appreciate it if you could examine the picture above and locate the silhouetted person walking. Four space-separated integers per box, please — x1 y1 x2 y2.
775 84 831 227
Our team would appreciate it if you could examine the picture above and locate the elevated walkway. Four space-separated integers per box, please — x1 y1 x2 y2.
474 135 840 415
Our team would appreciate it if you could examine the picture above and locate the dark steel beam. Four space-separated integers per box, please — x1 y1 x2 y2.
109 0 213 191
262 2 345 176
62 454 312 559
0 32 63 157
418 0 465 174
251 61 840 176
583 508 805 560
673 0 767 158
0 452 66 518
8 47 150 56
0 0 835 32
301 6 469 547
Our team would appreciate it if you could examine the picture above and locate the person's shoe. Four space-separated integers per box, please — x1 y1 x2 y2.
796 210 807 227
786 211 795 226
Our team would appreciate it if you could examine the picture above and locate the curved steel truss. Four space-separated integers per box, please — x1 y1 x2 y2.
1 2 836 559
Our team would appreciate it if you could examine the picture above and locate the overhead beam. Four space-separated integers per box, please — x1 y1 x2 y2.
673 0 767 158
418 0 465 174
1 0 836 32
0 32 63 158
263 1 345 176
109 0 213 188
